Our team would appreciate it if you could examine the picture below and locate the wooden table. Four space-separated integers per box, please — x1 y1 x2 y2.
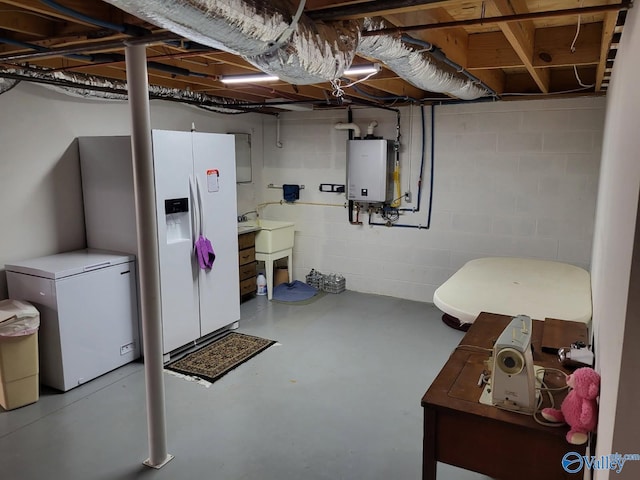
422 312 588 480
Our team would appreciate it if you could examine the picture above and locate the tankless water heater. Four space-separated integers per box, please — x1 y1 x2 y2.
347 139 395 203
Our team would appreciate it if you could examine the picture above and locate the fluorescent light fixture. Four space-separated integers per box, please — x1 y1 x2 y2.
343 63 381 76
220 73 279 84
219 64 380 84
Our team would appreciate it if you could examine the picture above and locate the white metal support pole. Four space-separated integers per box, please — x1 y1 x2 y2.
124 43 173 469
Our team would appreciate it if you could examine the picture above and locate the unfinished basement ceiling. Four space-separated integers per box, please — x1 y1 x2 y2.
0 0 630 113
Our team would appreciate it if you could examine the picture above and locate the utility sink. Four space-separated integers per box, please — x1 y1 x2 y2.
240 219 295 253
237 224 260 234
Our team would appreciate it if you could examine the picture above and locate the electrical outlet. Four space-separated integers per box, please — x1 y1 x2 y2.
120 342 135 356
404 191 412 202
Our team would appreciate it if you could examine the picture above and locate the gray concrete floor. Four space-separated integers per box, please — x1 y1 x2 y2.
0 291 492 480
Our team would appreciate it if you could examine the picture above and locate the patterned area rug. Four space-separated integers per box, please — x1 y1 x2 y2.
165 332 276 384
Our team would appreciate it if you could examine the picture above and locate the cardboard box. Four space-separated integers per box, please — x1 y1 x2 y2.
0 332 39 410
274 267 289 287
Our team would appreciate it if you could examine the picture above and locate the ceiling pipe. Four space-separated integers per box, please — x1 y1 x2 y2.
48 50 215 73
40 0 150 36
361 1 633 36
400 34 497 97
0 31 180 63
0 36 95 62
0 38 212 79
307 0 448 22
358 18 488 100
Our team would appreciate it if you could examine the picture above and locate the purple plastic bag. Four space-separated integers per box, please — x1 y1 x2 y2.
195 235 216 270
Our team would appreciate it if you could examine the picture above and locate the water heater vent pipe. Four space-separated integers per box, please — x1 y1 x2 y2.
335 122 361 139
367 120 378 137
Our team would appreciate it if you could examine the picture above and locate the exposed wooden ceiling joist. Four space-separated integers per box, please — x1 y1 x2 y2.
0 8 56 36
467 23 602 70
487 0 550 94
307 0 451 21
360 1 632 35
0 0 127 28
0 0 629 110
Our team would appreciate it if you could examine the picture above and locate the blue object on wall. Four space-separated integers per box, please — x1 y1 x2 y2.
283 184 300 202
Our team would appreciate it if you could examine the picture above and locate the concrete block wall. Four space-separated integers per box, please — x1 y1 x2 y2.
260 96 605 302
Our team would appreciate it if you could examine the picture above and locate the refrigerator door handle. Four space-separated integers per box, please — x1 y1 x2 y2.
195 175 205 236
188 175 199 242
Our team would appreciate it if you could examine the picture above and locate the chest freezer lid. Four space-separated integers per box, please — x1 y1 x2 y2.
4 249 135 279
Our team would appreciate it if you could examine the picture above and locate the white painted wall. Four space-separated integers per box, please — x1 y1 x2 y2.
0 82 265 299
260 97 605 302
591 5 640 479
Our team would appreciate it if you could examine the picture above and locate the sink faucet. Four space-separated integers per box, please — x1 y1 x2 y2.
238 210 258 222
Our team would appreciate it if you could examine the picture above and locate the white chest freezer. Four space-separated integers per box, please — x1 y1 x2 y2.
5 249 140 392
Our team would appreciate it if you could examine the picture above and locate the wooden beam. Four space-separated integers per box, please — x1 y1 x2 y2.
10 58 283 106
487 0 549 93
364 77 427 98
468 23 602 70
384 7 469 66
596 10 619 91
383 6 504 96
0 9 55 37
472 69 506 95
0 31 179 62
34 57 221 90
551 66 597 91
0 0 120 29
534 22 602 68
199 51 257 71
504 71 541 94
504 65 599 95
467 31 522 69
362 2 631 35
270 83 337 101
307 0 453 21
195 85 292 103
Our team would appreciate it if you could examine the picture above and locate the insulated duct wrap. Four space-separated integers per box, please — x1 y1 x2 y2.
358 19 487 101
105 0 294 56
41 84 128 101
103 0 488 99
0 77 19 94
107 0 359 85
246 18 360 84
0 67 255 113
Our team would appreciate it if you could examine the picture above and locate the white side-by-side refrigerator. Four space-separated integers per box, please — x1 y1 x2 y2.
79 130 240 355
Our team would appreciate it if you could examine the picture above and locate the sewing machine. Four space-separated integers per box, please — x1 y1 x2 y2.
480 314 539 414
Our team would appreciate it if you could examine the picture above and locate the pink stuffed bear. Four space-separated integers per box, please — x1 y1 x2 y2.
541 367 600 445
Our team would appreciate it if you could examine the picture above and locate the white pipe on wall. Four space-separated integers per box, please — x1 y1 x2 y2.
124 43 173 469
335 122 361 139
367 120 378 136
